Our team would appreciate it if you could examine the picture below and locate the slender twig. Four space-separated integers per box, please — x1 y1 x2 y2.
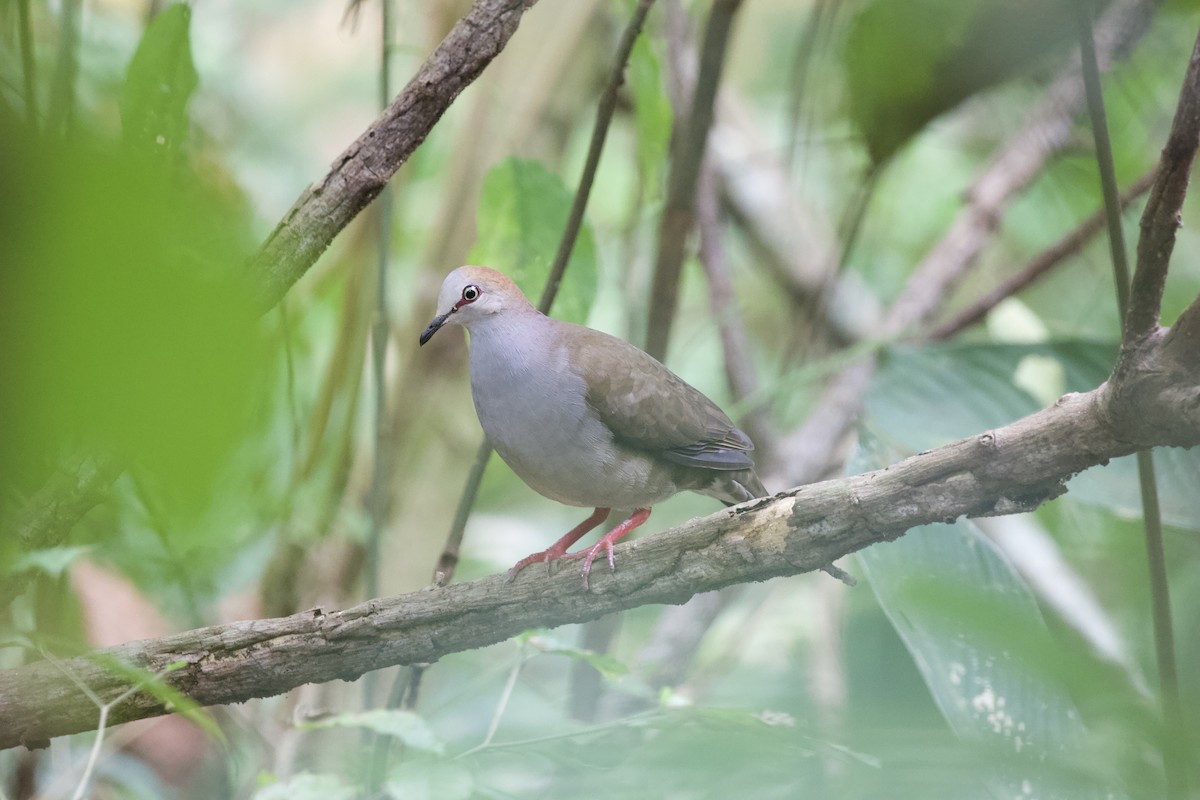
431 0 659 590
277 301 303 458
17 0 37 128
45 0 81 136
1079 8 1198 798
457 709 661 756
645 0 742 361
363 0 396 719
791 164 880 362
1135 452 1187 798
929 169 1156 340
432 440 494 587
456 644 529 758
537 0 658 314
1076 1 1132 316
696 161 770 446
783 0 831 170
361 11 399 792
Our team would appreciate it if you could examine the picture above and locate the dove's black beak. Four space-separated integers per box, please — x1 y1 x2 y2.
419 313 449 346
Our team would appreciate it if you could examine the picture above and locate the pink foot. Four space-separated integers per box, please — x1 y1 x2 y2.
561 508 651 590
505 507 610 583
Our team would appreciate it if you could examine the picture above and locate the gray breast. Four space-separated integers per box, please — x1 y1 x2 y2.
467 333 680 508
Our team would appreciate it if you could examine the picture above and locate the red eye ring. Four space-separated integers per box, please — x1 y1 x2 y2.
451 284 482 312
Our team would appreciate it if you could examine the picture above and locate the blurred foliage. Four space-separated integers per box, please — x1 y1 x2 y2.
468 156 598 322
1 1 1199 799
119 3 197 156
844 0 1092 164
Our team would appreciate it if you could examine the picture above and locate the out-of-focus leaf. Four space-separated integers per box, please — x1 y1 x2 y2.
853 442 1121 798
628 31 671 200
299 709 444 754
0 132 264 508
12 546 93 577
385 758 473 800
867 341 1200 529
252 772 357 800
467 157 598 325
521 630 630 681
844 0 1083 163
119 3 198 156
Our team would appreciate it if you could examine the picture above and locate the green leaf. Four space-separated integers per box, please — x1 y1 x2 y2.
853 441 1120 796
252 772 357 800
119 3 199 155
844 0 1079 163
468 157 598 324
520 630 630 681
298 709 444 754
12 545 94 577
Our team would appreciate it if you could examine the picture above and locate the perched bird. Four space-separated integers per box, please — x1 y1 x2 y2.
420 266 767 588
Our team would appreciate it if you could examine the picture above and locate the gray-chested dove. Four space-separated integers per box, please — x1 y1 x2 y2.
420 266 767 588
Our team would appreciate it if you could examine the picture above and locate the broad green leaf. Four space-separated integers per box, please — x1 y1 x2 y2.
252 772 357 800
853 442 1121 798
119 4 199 156
867 341 1200 529
468 157 598 325
299 709 444 754
844 0 1079 163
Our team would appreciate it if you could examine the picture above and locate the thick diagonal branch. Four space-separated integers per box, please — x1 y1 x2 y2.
4 321 1199 750
248 0 539 310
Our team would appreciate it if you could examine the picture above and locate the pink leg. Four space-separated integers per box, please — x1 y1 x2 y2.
561 507 651 590
505 507 611 583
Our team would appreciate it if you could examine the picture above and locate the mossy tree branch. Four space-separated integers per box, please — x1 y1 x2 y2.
2 317 1199 749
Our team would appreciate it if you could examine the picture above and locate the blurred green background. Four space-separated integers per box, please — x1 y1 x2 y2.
2 0 1199 798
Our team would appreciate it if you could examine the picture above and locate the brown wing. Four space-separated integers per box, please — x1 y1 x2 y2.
565 324 755 471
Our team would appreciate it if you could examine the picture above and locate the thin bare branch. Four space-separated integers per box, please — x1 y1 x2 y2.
697 162 770 446
930 170 1156 341
17 0 38 128
646 0 743 360
1127 28 1200 340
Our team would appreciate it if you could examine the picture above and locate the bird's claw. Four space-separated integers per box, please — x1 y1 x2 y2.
577 541 617 591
